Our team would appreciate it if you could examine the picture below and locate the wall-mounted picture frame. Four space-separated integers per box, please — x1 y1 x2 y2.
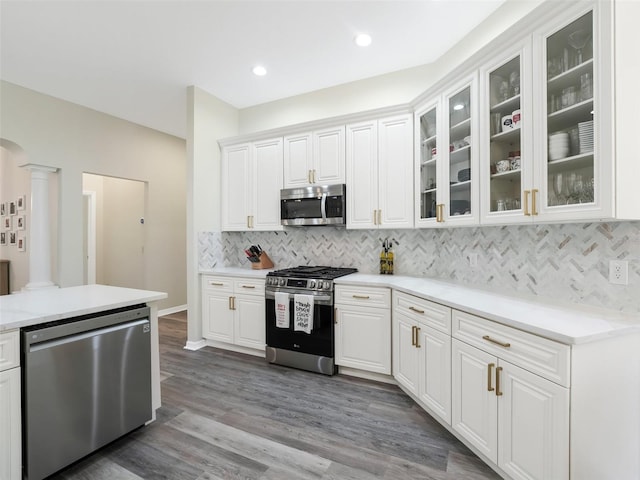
0 232 6 246
0 203 5 216
9 231 16 246
17 235 26 252
17 194 26 211
9 201 16 215
3 216 11 230
17 215 26 230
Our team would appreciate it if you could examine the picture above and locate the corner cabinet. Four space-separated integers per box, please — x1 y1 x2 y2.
221 138 283 231
415 75 479 227
346 113 413 229
283 126 345 188
0 330 21 480
201 275 266 353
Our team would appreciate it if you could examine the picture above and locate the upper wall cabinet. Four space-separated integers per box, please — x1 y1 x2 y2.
283 126 345 188
221 138 283 231
415 74 479 227
347 114 413 229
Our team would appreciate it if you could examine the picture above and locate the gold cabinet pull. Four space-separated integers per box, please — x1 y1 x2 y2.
228 296 233 310
523 190 531 216
532 188 539 216
352 295 370 299
496 366 503 396
378 209 382 225
409 306 425 314
209 281 224 286
308 170 312 184
313 169 316 183
241 284 255 289
436 204 445 222
482 335 511 348
415 327 421 348
487 363 495 391
334 307 338 324
411 325 416 346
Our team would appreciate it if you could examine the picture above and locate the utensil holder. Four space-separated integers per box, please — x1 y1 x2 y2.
251 252 274 270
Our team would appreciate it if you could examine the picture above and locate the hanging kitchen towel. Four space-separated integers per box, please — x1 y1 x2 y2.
294 294 314 334
275 292 290 328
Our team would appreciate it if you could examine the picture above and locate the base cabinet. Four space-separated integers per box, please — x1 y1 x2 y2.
335 285 391 375
0 330 21 480
201 275 265 352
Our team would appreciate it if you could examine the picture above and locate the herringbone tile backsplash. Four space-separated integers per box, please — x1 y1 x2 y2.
199 222 640 313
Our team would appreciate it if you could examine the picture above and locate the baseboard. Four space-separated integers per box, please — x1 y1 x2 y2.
184 339 206 351
338 366 396 384
158 304 187 317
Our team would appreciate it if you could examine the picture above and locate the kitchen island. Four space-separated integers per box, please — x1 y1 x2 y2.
0 284 167 480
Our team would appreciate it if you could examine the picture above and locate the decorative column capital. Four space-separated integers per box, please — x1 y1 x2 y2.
19 163 58 174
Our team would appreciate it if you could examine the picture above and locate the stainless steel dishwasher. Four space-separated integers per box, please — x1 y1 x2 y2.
22 305 152 480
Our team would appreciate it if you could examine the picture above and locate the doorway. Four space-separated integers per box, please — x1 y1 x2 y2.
82 173 146 289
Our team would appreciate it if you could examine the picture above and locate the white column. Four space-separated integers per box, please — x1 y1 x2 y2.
21 164 58 290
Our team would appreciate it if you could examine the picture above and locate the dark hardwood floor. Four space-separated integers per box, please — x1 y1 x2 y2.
52 311 500 479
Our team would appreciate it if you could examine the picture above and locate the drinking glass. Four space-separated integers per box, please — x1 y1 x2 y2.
568 30 591 65
553 173 566 205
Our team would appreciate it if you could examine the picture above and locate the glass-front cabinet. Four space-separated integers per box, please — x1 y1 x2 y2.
416 76 478 227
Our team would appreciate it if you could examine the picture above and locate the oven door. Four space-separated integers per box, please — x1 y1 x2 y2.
265 289 334 357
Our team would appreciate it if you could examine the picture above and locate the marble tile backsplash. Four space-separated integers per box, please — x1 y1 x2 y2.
198 222 640 314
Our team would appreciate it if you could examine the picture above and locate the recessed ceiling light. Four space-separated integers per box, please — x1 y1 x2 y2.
453 103 464 111
252 65 267 76
354 33 372 47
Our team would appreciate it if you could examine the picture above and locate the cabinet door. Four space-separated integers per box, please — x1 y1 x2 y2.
442 76 479 226
252 138 284 231
234 294 265 350
221 144 251 231
392 313 420 396
313 126 345 185
452 339 498 462
284 132 313 188
535 4 613 221
202 291 234 343
498 361 569 480
0 368 21 480
481 43 533 225
378 114 414 229
335 304 391 374
418 325 451 425
346 120 378 229
415 100 441 227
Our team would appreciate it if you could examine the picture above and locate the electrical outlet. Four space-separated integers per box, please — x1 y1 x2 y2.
468 253 478 267
609 260 629 285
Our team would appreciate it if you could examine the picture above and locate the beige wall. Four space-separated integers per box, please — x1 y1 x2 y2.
0 81 187 310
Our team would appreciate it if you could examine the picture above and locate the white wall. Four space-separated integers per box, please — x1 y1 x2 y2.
0 81 187 310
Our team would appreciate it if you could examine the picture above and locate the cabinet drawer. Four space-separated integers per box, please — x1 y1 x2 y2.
233 279 265 296
452 310 570 387
393 291 451 334
202 276 234 293
335 285 390 308
0 330 19 371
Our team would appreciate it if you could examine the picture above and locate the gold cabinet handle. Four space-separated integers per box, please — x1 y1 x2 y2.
482 335 511 348
308 170 312 184
334 307 338 324
312 169 316 183
373 210 377 225
352 295 370 299
488 363 495 392
415 326 421 348
436 204 445 223
532 188 539 216
378 209 382 225
409 306 425 314
496 366 503 396
228 296 233 310
241 285 256 289
209 281 224 286
523 190 531 216
411 325 416 346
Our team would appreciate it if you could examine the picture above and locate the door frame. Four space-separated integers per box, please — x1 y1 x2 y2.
83 190 97 284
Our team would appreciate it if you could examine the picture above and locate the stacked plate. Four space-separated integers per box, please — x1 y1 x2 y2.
578 120 594 154
548 132 569 161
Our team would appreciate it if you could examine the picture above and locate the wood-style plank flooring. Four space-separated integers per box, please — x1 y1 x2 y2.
52 311 501 480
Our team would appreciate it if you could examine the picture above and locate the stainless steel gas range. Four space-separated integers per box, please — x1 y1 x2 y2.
264 266 357 375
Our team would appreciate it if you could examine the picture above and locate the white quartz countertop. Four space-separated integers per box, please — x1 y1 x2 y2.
200 267 273 278
335 274 640 345
0 284 167 332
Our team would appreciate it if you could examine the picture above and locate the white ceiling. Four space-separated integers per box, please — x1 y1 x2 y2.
0 0 507 139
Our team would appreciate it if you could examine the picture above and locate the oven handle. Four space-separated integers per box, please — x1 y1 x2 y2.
265 290 333 305
320 193 327 221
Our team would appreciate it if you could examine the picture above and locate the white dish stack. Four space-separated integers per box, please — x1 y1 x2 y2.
548 132 569 161
578 120 594 154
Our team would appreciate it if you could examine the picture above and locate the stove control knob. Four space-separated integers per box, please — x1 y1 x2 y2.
309 280 316 289
278 278 286 286
319 281 326 290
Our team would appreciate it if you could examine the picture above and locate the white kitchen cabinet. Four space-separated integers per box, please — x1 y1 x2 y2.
393 291 452 424
347 114 413 229
335 285 391 375
0 330 21 480
452 311 569 480
221 138 283 231
201 275 265 353
415 75 479 227
283 126 345 188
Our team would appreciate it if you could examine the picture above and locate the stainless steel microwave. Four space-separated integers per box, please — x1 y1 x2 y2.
280 184 346 226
